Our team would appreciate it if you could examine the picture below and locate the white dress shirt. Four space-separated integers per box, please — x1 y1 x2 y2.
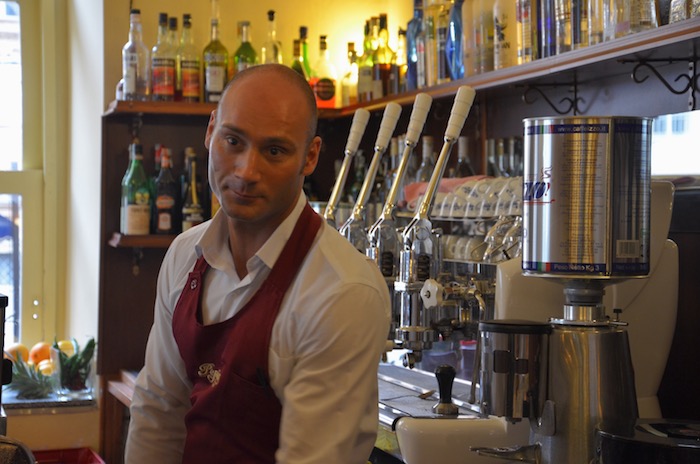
126 193 391 464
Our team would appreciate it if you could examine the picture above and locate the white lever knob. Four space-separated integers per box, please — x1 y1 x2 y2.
421 278 444 309
444 86 476 140
405 93 433 145
344 108 371 155
375 102 402 150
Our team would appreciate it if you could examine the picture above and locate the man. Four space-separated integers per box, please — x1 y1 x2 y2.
125 64 391 463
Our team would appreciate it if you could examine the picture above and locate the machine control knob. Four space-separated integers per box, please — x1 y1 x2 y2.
420 278 443 309
433 364 459 416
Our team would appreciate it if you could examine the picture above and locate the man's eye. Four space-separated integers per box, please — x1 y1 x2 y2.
269 146 282 156
225 136 239 146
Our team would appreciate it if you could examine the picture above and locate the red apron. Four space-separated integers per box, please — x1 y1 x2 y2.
172 203 322 463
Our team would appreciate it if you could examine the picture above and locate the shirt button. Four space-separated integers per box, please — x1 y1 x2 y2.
190 279 198 290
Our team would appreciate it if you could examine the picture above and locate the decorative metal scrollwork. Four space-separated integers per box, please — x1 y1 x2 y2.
620 57 699 110
520 79 584 115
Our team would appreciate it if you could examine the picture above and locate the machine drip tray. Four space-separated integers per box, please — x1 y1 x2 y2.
377 363 479 427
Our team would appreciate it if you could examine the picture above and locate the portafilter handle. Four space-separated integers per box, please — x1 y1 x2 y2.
433 364 459 416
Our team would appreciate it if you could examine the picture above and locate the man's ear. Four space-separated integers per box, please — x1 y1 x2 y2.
204 110 217 150
302 136 322 176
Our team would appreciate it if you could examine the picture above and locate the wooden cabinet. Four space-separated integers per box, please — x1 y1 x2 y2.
97 18 700 462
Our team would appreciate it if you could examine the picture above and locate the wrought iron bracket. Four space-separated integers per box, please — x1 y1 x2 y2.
619 57 699 110
519 77 584 115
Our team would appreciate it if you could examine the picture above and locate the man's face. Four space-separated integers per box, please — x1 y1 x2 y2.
205 72 320 232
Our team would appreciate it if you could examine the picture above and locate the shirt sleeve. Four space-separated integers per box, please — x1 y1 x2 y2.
274 277 391 464
124 244 193 464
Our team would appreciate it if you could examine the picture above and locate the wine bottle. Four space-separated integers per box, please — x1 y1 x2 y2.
261 10 283 64
182 148 205 232
151 13 176 101
309 35 338 109
290 39 309 79
415 136 435 183
122 9 150 101
456 136 475 177
357 20 374 102
232 20 258 75
298 26 313 78
203 9 228 103
340 42 359 107
177 14 201 102
371 13 396 99
154 148 179 235
120 140 151 235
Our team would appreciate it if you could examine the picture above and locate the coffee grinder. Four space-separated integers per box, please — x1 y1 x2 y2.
472 116 652 464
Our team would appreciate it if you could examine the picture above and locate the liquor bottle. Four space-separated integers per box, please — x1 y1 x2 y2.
517 0 537 62
177 14 201 103
299 26 313 78
309 35 338 108
554 0 572 54
203 8 228 103
232 21 258 76
182 148 205 232
151 13 176 101
493 0 518 69
486 138 503 176
154 148 179 234
122 9 150 101
424 0 451 86
371 14 396 99
572 0 588 49
395 27 408 94
120 140 151 235
463 0 477 75
456 136 476 177
261 10 283 64
357 20 375 102
341 42 359 107
406 0 424 91
167 16 179 46
539 0 556 58
415 135 435 183
290 39 309 79
476 0 495 73
446 0 465 80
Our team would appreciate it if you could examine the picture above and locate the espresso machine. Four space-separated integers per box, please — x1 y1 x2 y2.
472 116 654 464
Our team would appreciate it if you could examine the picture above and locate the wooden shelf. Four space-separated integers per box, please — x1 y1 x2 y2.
108 232 175 248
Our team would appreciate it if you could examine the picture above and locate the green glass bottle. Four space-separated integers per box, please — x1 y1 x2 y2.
232 21 258 76
299 26 313 78
120 140 151 235
290 39 308 80
203 16 228 103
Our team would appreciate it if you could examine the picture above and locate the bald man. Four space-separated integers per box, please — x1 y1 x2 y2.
125 64 391 463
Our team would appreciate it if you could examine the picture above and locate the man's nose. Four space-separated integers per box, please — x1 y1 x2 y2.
234 148 262 182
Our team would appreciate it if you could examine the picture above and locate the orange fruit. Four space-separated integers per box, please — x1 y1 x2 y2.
37 359 55 376
57 339 75 357
29 341 51 365
5 342 29 363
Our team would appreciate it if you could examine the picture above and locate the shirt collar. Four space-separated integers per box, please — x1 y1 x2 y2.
196 193 308 275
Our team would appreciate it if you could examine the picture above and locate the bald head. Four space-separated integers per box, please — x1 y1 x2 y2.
220 64 319 145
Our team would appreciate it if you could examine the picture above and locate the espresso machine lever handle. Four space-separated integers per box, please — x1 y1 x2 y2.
433 364 459 416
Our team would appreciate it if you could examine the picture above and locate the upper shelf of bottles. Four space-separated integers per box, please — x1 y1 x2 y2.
104 17 699 121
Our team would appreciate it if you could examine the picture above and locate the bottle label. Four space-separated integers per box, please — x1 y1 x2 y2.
156 195 175 209
313 78 336 102
358 66 373 100
205 64 226 94
182 207 204 231
123 53 138 94
152 57 176 96
122 204 151 235
157 212 173 232
181 60 201 99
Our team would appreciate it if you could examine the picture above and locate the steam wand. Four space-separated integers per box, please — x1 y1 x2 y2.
394 86 477 368
323 108 370 229
339 102 402 252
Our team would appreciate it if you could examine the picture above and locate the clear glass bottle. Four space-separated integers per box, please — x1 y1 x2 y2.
357 20 375 102
395 27 408 94
517 0 537 63
261 10 283 64
493 0 519 69
291 39 309 80
203 3 228 103
151 13 176 101
476 0 495 73
406 0 424 90
232 21 258 75
341 42 359 107
154 148 179 235
554 0 572 54
415 136 436 183
122 9 150 101
299 26 313 78
182 148 204 232
424 0 451 86
120 140 151 235
309 35 338 108
456 136 476 177
446 0 465 80
177 14 201 103
630 0 659 32
539 0 556 58
572 0 589 49
372 13 396 99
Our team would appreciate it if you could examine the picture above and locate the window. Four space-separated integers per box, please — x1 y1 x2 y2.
0 0 45 347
